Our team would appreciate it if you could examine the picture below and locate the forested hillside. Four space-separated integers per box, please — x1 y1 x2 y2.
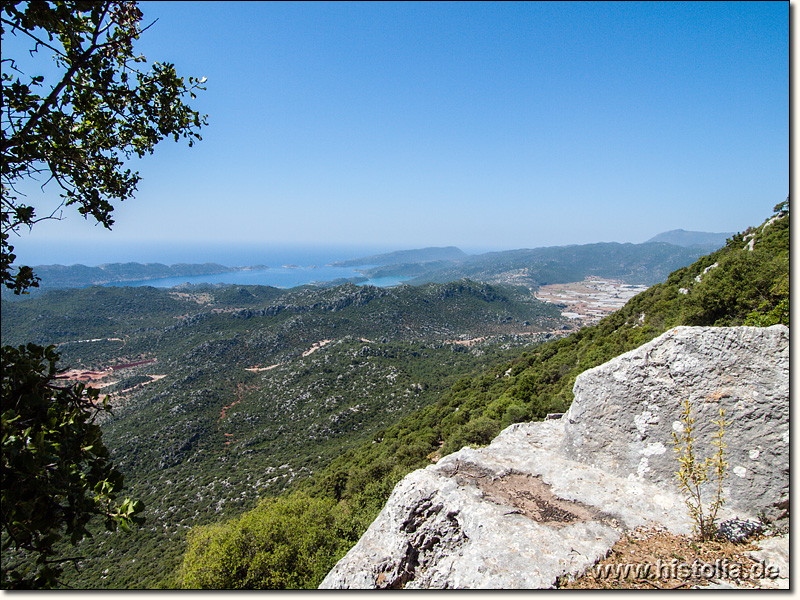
645 229 733 249
387 241 714 287
1 280 568 588
176 202 788 589
1 203 787 589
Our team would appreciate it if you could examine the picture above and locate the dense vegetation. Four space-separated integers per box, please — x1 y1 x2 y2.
1 204 787 589
1 279 568 587
1 0 207 587
177 204 788 589
1 344 145 588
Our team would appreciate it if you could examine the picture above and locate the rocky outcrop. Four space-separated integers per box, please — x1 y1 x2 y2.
320 420 696 589
320 326 788 589
561 325 789 521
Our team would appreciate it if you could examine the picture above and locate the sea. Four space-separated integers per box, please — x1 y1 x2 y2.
17 240 420 289
108 266 411 289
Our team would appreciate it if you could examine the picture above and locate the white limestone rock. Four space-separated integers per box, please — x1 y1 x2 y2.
320 326 789 589
561 325 789 521
747 533 789 588
320 420 696 589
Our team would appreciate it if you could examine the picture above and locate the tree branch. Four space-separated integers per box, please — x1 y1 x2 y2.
0 17 69 60
0 2 116 154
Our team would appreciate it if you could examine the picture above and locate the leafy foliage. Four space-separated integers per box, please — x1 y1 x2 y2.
1 0 206 293
180 494 347 589
0 0 205 588
1 204 788 588
1 343 143 588
671 398 728 541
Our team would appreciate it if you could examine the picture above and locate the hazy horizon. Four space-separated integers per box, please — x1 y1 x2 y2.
6 2 786 263
11 226 740 269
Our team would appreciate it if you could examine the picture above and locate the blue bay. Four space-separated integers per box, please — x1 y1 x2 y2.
101 264 411 289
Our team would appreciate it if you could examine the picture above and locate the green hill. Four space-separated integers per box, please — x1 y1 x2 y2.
333 240 712 289
1 202 787 589
405 241 712 287
645 228 733 249
1 279 568 588
330 246 468 267
176 201 788 589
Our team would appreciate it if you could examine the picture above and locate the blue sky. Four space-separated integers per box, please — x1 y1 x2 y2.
8 1 789 264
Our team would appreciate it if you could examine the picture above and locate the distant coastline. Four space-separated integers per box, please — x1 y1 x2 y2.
95 265 409 290
10 241 401 270
7 230 732 297
10 261 412 294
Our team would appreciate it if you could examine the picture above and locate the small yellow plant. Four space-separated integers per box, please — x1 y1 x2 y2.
672 397 729 541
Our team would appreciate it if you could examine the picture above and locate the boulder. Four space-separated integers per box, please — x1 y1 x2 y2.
561 325 789 521
320 420 695 589
320 326 789 589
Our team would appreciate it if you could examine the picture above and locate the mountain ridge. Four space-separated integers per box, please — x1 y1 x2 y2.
329 246 468 267
242 204 786 589
12 231 731 294
645 229 734 248
1 210 786 588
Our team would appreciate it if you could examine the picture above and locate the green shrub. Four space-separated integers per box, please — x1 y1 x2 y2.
442 416 501 455
180 493 343 589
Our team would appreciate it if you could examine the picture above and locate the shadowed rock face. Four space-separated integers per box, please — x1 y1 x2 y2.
320 326 788 589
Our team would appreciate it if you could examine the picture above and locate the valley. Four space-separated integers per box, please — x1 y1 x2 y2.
1 279 570 587
1 213 787 589
0 0 785 589
175 206 787 590
534 278 649 324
